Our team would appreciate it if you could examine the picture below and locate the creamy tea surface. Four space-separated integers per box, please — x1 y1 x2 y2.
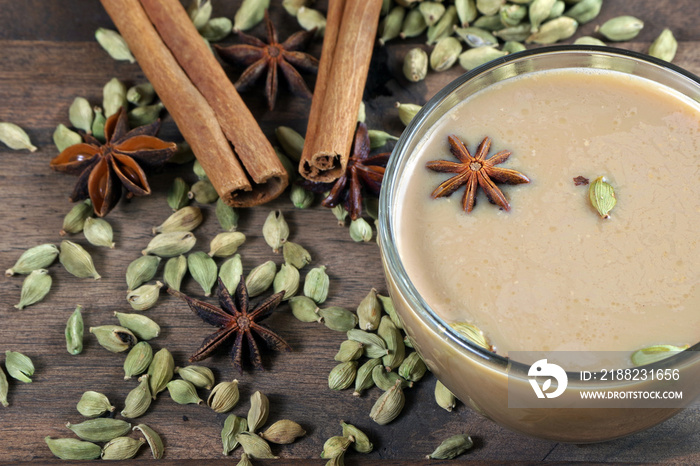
396 69 700 365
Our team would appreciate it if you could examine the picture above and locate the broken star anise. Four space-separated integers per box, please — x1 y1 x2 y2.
168 277 291 373
49 107 176 217
426 135 530 213
300 122 390 220
214 10 318 111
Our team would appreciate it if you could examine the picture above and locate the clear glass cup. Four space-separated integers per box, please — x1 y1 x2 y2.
378 46 700 443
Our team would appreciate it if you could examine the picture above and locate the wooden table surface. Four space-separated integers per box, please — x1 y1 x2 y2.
1 0 698 463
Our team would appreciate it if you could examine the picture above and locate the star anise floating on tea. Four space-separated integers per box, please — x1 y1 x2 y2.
215 11 318 110
426 135 530 213
49 107 176 217
300 122 390 220
168 277 291 373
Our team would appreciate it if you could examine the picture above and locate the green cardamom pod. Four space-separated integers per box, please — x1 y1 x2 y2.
219 254 243 293
275 126 305 162
304 265 329 303
502 40 527 53
526 16 577 43
349 217 373 242
193 159 208 180
95 28 135 63
282 241 311 269
473 13 506 31
126 255 161 291
459 47 509 70
222 415 248 455
167 177 190 211
331 204 349 225
297 6 326 37
0 122 37 152
275 146 297 182
208 379 240 413
427 433 474 460
573 36 606 45
188 179 219 204
148 348 174 399
83 217 115 248
455 0 478 26
379 6 406 45
501 3 527 27
273 263 300 300
631 344 688 367
115 311 160 340
53 123 82 152
493 23 531 41
347 329 389 358
175 365 215 390
320 435 353 459
236 432 278 459
353 358 381 396
282 0 309 16
334 340 364 362
435 379 457 411
529 0 556 32
60 199 93 236
404 335 414 349
398 351 428 382
378 293 403 329
262 210 289 253
45 437 101 460
187 0 212 30
68 97 94 134
597 15 643 42
188 252 218 296
564 0 602 24
419 2 446 27
103 77 127 118
451 321 491 349
167 379 202 405
6 243 59 277
66 418 131 443
77 390 114 418
372 365 411 391
128 102 164 127
245 260 277 297
0 365 9 407
649 28 677 63
477 0 504 15
400 8 427 39
260 419 306 444
209 232 246 258
153 206 203 234
379 315 406 370
169 141 195 164
290 185 315 209
247 391 270 433
163 255 187 292
126 281 163 311
368 130 399 149
288 295 320 323
381 0 392 15
60 240 101 279
4 350 34 383
370 379 405 425
124 341 153 380
357 288 381 331
426 5 458 45
142 231 197 257
549 0 565 19
201 17 233 42
403 47 429 82
234 0 270 32
101 436 145 460
90 325 136 353
126 82 155 107
588 176 617 219
15 268 51 310
329 361 358 390
121 374 152 418
65 305 85 355
454 26 498 47
91 107 106 141
341 421 373 453
216 198 239 231
133 424 164 459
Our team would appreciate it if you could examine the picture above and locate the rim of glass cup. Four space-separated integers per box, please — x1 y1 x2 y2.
378 45 700 383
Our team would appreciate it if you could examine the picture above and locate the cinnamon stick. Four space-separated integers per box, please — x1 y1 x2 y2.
299 0 383 182
140 0 287 207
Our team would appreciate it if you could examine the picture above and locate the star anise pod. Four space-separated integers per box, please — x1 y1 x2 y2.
300 122 390 220
168 277 291 373
426 135 530 213
49 107 176 217
214 10 318 110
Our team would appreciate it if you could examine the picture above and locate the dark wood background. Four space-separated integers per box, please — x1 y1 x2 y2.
1 0 699 463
